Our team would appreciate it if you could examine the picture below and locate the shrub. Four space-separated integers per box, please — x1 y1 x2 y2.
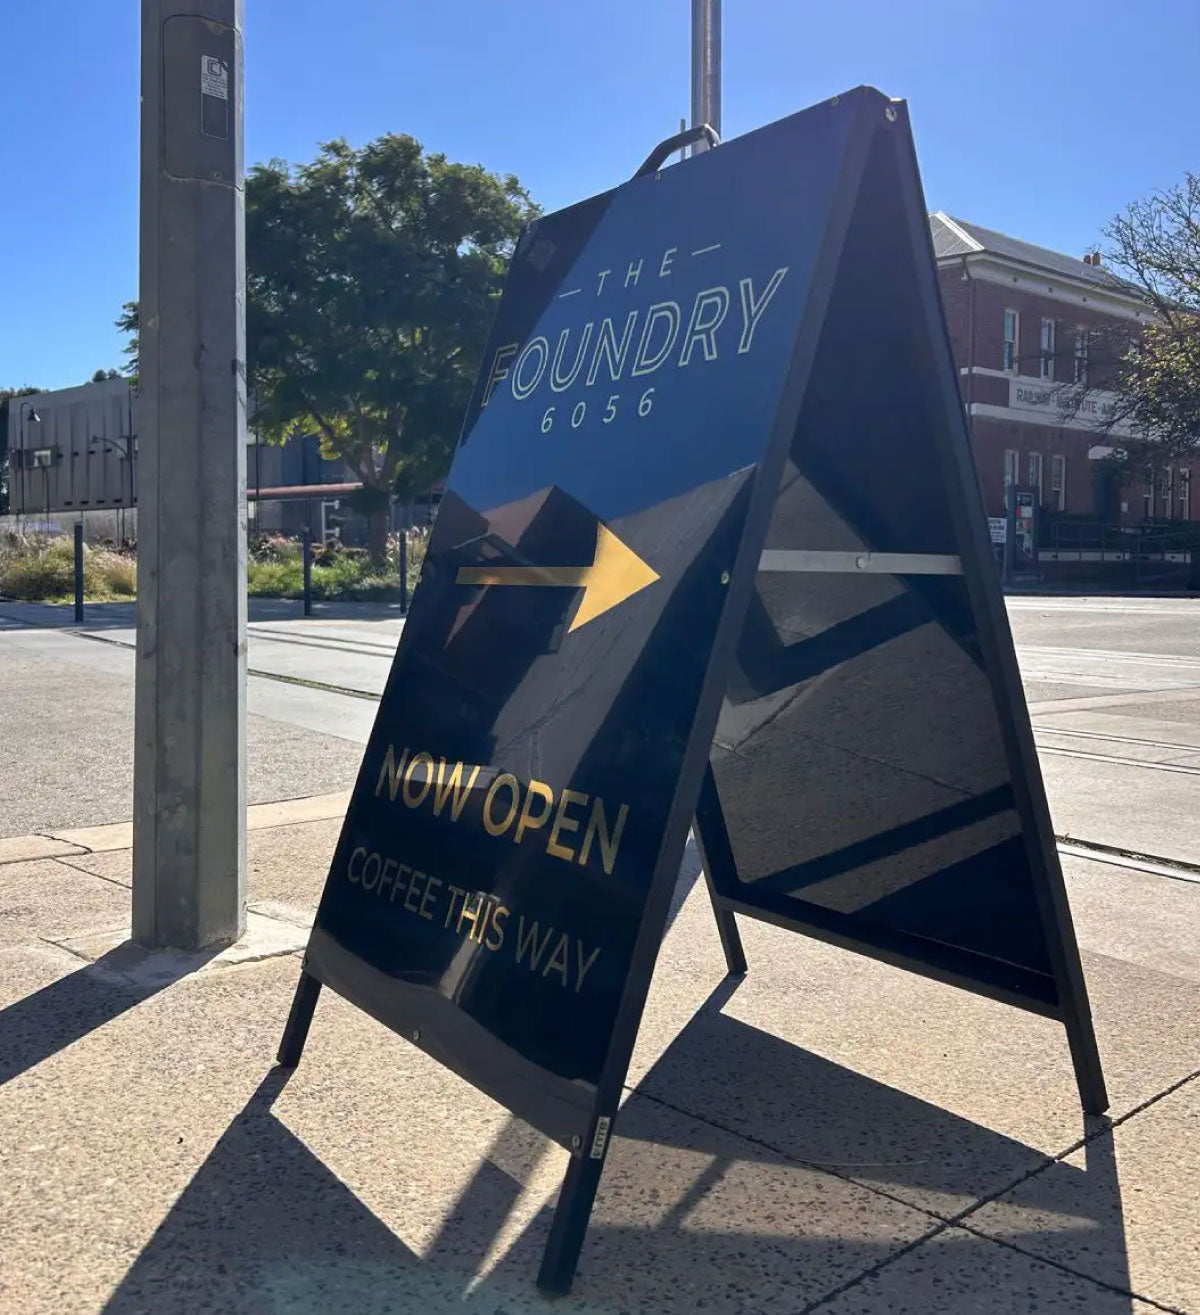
0 526 431 603
0 537 75 599
91 549 137 596
246 558 303 598
0 535 139 602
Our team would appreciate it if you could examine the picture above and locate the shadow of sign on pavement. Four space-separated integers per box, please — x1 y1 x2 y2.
97 981 1135 1314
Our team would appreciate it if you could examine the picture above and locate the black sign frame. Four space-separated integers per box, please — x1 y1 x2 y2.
692 94 1107 1121
277 88 1106 1297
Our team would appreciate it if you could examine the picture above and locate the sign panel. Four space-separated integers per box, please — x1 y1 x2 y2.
285 88 1104 1296
299 94 864 1149
698 111 1091 1021
988 516 1007 544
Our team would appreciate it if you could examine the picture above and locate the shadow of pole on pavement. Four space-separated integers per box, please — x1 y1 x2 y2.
0 941 220 1088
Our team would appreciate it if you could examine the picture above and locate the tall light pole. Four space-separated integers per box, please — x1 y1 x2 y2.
89 432 137 539
690 0 721 152
17 401 41 529
133 0 247 950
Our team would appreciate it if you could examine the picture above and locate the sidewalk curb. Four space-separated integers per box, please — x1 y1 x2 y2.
0 789 351 867
0 835 88 865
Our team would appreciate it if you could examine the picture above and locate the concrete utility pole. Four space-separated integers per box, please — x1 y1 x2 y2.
690 0 722 151
133 0 247 949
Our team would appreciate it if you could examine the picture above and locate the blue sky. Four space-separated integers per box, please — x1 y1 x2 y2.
3 0 1196 390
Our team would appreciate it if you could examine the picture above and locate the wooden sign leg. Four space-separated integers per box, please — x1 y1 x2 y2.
702 866 747 976
537 1148 607 1295
1035 864 1109 1115
1064 1003 1108 1117
277 969 323 1069
694 764 748 976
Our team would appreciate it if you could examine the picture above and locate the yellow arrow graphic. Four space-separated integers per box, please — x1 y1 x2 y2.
456 523 659 632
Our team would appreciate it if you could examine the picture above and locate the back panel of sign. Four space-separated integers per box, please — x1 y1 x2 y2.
701 108 1073 1013
299 91 880 1150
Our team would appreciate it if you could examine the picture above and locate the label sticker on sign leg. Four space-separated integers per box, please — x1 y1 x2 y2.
590 1117 612 1160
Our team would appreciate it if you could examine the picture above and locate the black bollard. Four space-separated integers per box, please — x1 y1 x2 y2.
399 528 409 614
73 522 85 624
302 528 313 617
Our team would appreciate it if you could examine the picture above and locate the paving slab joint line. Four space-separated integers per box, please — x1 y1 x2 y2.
917 1067 1200 1315
0 837 88 867
38 934 102 966
795 1062 1199 1315
629 1065 1200 1313
948 1219 1190 1315
0 793 349 869
948 1062 1200 1235
47 855 132 890
626 1083 956 1226
795 1221 953 1315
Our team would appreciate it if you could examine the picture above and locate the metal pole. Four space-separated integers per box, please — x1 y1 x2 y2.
690 0 721 152
302 527 313 616
73 522 85 623
133 0 247 950
128 386 136 546
18 401 37 532
399 525 408 614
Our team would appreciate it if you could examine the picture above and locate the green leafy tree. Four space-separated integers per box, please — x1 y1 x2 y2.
120 137 536 564
248 136 535 562
116 301 139 386
1076 174 1200 473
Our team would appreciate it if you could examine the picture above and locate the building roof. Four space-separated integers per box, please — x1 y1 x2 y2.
928 212 1137 296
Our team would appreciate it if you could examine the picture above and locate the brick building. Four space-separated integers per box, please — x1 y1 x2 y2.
931 213 1196 530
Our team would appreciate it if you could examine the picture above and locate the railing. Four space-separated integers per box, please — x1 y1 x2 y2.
1048 520 1194 562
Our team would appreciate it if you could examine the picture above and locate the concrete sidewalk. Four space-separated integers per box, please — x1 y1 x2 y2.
2 799 1198 1313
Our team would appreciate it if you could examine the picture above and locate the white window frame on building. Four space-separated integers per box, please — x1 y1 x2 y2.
1073 328 1089 386
1159 466 1173 519
1028 451 1043 502
320 499 342 545
1051 454 1066 511
1040 318 1056 380
1004 449 1019 492
1180 468 1191 521
1003 310 1019 373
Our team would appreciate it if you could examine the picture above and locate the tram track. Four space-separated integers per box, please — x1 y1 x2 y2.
1034 744 1200 776
1031 723 1200 777
1029 724 1200 756
245 624 400 657
7 608 1199 886
37 621 1200 779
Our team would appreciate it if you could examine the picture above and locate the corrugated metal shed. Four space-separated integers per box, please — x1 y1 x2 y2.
6 376 136 515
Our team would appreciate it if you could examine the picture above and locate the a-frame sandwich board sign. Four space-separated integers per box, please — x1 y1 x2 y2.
279 86 1106 1296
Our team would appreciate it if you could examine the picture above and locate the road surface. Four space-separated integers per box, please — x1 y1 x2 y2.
1 595 1198 874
